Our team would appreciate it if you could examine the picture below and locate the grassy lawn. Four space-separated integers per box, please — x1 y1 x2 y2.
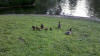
0 15 100 56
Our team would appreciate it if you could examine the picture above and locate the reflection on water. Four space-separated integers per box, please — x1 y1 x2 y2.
60 0 91 17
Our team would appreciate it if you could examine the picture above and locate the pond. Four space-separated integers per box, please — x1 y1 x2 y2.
46 0 100 18
0 0 100 18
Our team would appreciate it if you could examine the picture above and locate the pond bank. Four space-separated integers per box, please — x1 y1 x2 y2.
32 14 100 22
0 14 100 22
2 14 100 22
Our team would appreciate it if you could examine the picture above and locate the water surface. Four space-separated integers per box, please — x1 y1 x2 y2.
47 0 96 18
60 0 91 17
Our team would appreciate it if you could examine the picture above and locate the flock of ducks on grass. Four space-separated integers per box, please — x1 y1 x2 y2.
32 21 72 35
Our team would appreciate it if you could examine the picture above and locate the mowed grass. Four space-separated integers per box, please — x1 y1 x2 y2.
0 15 100 56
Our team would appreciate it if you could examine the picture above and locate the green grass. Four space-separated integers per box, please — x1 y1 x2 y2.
0 15 100 56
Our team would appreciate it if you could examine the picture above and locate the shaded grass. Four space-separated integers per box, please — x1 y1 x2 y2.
0 15 100 56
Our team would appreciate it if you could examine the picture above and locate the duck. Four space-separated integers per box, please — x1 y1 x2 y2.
65 28 72 35
40 24 44 29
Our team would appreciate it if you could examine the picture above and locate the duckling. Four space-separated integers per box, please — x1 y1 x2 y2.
44 28 48 30
32 26 36 30
50 27 52 31
58 21 61 29
36 26 41 31
65 28 72 35
40 24 44 29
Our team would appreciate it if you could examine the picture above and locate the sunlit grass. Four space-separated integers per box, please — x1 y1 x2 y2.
0 15 100 56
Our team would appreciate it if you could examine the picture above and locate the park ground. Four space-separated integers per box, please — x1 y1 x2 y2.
0 14 100 56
